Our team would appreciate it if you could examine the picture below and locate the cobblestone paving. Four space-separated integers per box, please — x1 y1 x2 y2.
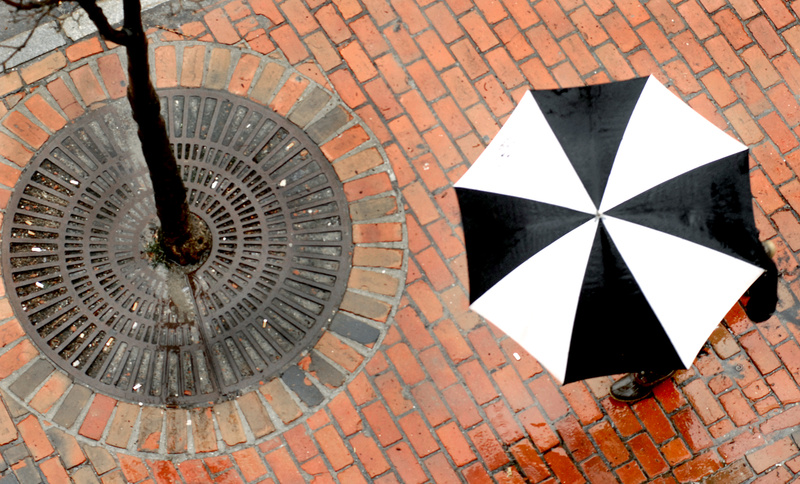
2 0 800 482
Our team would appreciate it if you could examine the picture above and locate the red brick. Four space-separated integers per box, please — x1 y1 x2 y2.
438 70 478 113
728 0 761 18
749 15 785 57
544 447 586 483
39 457 70 484
518 407 559 452
589 421 629 466
459 11 498 53
3 111 47 150
725 103 764 145
601 397 643 437
0 318 23 349
345 20 386 61
204 8 239 44
552 60 584 87
399 90 437 132
399 412 439 457
278 0 318 35
423 453 461 483
741 330 781 374
760 0 795 27
282 425 318 463
421 6 460 45
264 447 304 484
442 383 482 428
386 344 425 385
534 0 573 37
362 402 401 447
469 424 510 471
490 364 533 412
458 358 498 405
69 64 107 106
374 55 409 94
465 326 503 370
269 25 308 64
525 25 565 66
20 51 67 83
578 456 615 484
509 440 550 482
177 460 213 484
436 422 476 466
405 279 444 322
410 382 450 428
312 6 347 43
704 35 745 76
387 442 427 484
386 116 425 158
628 434 668 478
446 41 489 82
562 382 602 425
529 376 569 419
767 368 800 404
231 448 267 482
673 452 723 483
153 46 177 88
483 400 523 445
349 433 389 477
327 70 366 108
636 22 675 63
17 415 53 461
747 436 799 473
741 46 781 87
0 339 37 378
699 70 736 107
0 71 22 96
37 84 79 130
555 415 595 462
119 455 149 482
593 43 634 80
673 408 714 452
769 84 800 127
760 111 799 153
190 407 219 452
334 0 364 19
631 398 675 444
383 24 421 63
327 396 360 438
313 425 353 471
683 379 726 424
733 73 775 118
24 94 66 133
719 389 758 426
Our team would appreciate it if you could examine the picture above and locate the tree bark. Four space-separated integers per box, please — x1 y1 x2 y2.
120 0 209 266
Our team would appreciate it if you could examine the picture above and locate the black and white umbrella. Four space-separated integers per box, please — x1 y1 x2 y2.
455 75 776 384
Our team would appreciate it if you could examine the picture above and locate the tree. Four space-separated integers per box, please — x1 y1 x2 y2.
1 0 210 266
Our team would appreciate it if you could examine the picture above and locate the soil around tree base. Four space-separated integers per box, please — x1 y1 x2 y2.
163 212 212 270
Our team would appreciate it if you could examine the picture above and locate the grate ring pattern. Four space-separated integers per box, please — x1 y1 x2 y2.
2 88 353 406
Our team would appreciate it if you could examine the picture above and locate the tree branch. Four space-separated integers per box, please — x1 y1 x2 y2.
74 0 132 45
0 0 59 10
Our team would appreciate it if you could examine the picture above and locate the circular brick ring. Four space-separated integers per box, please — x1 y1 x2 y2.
0 41 407 455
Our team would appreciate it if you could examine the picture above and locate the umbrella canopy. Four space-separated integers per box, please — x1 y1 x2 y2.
455 75 776 384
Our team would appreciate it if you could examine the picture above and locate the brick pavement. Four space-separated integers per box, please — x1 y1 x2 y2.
1 0 800 482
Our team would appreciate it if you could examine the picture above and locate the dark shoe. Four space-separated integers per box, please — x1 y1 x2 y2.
610 370 675 403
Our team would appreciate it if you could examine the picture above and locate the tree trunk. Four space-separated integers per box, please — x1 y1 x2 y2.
122 0 209 266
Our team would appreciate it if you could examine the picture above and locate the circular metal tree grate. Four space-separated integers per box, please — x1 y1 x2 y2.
2 88 353 406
